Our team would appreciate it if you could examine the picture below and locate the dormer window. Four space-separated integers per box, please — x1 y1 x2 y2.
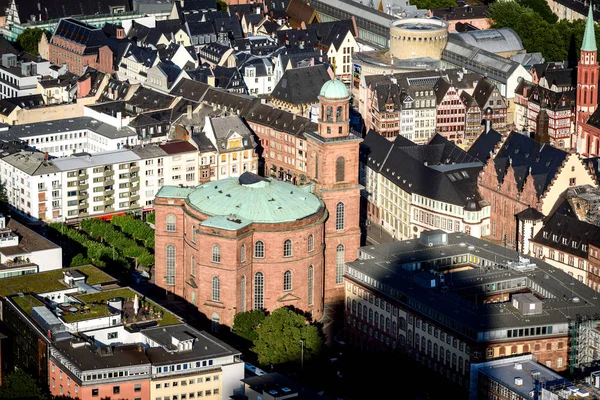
572 241 578 248
543 231 548 239
562 238 568 245
552 234 558 242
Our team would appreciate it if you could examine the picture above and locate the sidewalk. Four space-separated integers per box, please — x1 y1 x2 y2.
364 222 395 245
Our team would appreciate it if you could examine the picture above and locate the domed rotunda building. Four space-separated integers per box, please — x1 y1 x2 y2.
155 78 362 328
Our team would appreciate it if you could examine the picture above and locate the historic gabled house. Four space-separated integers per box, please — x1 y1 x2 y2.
527 86 575 149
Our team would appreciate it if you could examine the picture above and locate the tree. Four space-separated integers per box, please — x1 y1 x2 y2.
252 307 323 366
16 28 45 56
519 0 557 24
233 310 266 342
0 370 47 399
409 0 456 9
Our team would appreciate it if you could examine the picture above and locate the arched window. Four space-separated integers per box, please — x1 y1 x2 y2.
385 317 390 332
374 312 379 327
315 154 319 179
308 234 314 252
368 308 373 323
166 244 175 285
240 244 246 263
336 202 345 230
283 239 292 257
358 302 363 317
446 350 451 364
434 343 439 360
336 244 344 284
254 272 264 310
191 225 196 243
352 299 357 314
336 156 345 182
407 329 413 345
380 314 384 328
283 270 292 291
254 241 265 258
212 245 220 263
415 333 420 348
240 276 246 313
211 312 220 332
166 214 176 232
190 255 195 277
440 346 445 362
326 106 332 121
212 276 220 302
399 317 406 330
363 305 367 319
308 266 314 305
392 321 396 335
336 106 343 122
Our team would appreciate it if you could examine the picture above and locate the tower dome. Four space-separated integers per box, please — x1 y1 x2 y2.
319 79 349 99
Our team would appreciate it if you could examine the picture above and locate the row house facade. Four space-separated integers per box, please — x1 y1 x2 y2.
469 127 596 249
434 77 468 144
526 86 575 149
360 131 490 240
0 142 198 222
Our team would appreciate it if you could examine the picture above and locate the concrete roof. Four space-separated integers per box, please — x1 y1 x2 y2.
1 151 60 175
157 172 324 225
51 150 140 171
0 117 135 140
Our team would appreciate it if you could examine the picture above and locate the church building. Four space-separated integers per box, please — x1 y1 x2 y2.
153 79 362 327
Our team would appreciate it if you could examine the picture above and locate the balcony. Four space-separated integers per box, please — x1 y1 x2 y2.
78 202 89 209
104 198 114 206
79 211 89 217
77 183 89 191
130 195 140 202
104 207 114 213
52 184 61 190
78 173 88 180
129 203 140 210
105 189 114 196
103 169 114 177
130 166 140 173
129 175 140 183
105 179 114 186
77 192 89 200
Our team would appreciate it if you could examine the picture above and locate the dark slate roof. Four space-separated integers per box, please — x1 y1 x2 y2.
270 64 330 105
0 36 17 56
128 86 175 111
180 0 217 13
52 18 107 51
124 44 157 67
266 0 290 10
460 91 477 109
473 78 496 109
245 102 317 137
516 207 544 221
199 42 231 64
433 77 451 105
276 29 319 48
492 131 569 196
206 13 244 39
259 19 281 34
532 213 600 259
155 61 184 87
229 3 264 17
528 85 575 112
467 129 503 163
373 83 402 112
585 106 600 131
361 131 486 208
0 95 45 116
188 21 216 36
212 66 246 92
170 78 211 102
276 48 322 69
14 0 130 24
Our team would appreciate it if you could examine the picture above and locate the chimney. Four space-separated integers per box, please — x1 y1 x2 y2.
116 111 122 131
116 27 125 40
44 152 48 161
187 104 193 118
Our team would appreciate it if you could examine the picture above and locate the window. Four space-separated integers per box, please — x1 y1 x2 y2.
284 270 292 291
308 234 314 252
212 277 220 302
166 214 176 231
336 202 345 230
254 241 265 258
240 276 246 312
308 266 314 305
283 239 292 257
254 272 264 309
336 156 345 182
212 245 220 263
166 245 176 285
191 255 195 277
113 386 120 394
336 244 345 284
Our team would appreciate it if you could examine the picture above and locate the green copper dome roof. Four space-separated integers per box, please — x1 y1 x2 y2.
157 173 323 228
319 78 349 99
582 3 597 52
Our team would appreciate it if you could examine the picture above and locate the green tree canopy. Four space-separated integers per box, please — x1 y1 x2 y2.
16 28 46 56
409 0 456 10
0 370 47 400
252 308 323 366
233 310 266 342
488 1 600 61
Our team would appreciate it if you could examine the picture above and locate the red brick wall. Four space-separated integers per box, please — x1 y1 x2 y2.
154 196 327 326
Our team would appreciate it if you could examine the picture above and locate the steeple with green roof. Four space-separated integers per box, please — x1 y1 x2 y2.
582 3 597 52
